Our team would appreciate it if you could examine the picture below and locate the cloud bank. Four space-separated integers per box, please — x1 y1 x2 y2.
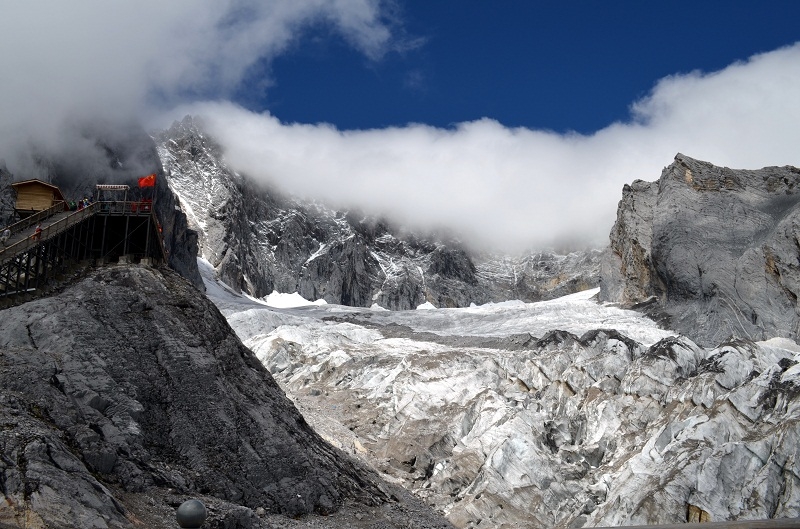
1 2 798 251
0 0 392 174
185 43 800 251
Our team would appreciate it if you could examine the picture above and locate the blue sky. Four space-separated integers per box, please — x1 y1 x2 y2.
256 2 800 133
2 1 800 251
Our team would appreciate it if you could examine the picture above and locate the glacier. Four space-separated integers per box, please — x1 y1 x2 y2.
159 121 800 528
201 258 800 528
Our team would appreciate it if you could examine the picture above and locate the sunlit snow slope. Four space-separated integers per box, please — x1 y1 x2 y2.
201 259 800 529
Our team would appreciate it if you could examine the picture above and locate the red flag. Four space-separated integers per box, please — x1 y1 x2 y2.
138 173 156 187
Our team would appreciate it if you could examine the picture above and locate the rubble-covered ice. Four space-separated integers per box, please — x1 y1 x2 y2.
203 259 800 528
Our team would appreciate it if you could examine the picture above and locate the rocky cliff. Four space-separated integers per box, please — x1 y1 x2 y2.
156 116 600 309
0 265 453 529
601 153 800 346
0 165 16 226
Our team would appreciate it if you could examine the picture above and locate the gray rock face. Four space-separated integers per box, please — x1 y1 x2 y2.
476 250 602 303
0 166 16 226
601 153 800 346
153 168 204 290
0 265 453 529
156 116 599 309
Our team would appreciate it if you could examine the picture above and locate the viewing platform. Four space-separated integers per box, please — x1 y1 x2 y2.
0 182 167 301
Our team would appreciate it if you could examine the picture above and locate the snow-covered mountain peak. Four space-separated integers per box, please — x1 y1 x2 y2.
156 118 603 309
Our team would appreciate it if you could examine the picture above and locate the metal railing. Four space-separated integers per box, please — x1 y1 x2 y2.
95 200 154 216
3 200 67 236
0 204 96 264
0 198 168 303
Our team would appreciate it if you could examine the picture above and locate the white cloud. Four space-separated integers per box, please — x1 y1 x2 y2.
179 43 800 251
1 2 798 252
0 0 392 171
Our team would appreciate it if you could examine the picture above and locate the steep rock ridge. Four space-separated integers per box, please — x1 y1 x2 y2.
601 154 800 346
219 289 800 529
152 167 204 290
0 265 452 529
156 116 599 309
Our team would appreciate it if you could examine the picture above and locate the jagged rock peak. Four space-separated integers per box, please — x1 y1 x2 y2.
600 153 800 346
156 117 602 309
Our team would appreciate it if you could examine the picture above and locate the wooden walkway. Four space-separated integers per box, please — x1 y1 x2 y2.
0 201 166 300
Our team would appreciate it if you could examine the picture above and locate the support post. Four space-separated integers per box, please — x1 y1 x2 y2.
123 214 130 256
23 249 32 292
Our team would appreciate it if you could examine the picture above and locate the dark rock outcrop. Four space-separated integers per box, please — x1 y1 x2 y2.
601 153 800 346
156 116 600 309
0 265 453 529
0 165 16 226
153 170 203 290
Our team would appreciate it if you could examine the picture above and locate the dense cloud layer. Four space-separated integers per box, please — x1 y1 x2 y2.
0 1 392 176
184 43 800 250
1 3 798 251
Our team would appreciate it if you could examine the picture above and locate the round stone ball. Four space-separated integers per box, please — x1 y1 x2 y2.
176 499 208 528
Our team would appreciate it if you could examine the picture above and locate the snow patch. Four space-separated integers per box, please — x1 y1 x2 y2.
305 243 329 265
262 290 328 308
542 286 600 303
474 299 527 309
757 337 800 353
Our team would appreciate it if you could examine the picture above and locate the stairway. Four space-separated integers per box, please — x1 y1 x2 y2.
0 201 168 302
0 204 97 265
0 205 97 300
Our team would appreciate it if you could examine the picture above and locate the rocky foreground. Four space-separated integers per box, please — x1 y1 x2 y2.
0 266 453 529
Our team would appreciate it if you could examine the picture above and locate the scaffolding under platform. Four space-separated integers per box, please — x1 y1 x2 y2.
0 200 167 301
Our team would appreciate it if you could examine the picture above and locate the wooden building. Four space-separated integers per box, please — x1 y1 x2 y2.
11 179 66 218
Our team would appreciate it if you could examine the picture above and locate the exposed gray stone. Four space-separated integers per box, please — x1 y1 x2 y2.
0 166 16 226
600 153 800 346
156 116 600 310
0 265 453 529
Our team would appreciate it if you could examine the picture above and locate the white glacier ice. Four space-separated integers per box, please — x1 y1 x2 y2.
200 257 800 529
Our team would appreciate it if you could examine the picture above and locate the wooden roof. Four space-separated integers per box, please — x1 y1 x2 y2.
11 179 66 202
